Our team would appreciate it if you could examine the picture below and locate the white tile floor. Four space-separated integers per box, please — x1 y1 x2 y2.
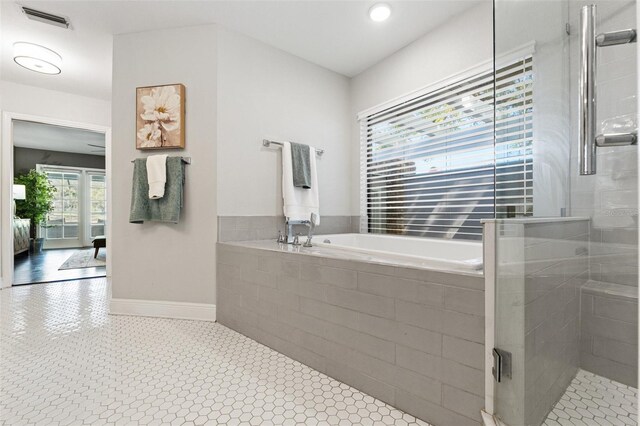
543 369 638 426
0 278 430 426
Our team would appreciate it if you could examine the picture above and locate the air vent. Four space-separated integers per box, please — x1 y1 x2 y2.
21 7 70 29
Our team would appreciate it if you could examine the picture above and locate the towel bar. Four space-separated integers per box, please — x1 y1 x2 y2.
131 157 191 164
262 139 324 156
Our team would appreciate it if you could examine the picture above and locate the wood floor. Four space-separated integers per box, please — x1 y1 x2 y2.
13 248 106 286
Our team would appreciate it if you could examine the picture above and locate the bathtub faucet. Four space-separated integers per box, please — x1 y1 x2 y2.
303 213 318 247
285 213 317 246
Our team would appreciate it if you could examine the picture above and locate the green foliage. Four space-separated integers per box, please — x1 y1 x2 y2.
14 170 57 238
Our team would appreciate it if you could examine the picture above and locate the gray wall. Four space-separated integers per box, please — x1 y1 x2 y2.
216 28 351 217
217 242 485 426
14 147 105 175
111 24 218 305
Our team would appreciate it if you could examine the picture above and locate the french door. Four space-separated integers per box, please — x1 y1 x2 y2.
37 165 107 249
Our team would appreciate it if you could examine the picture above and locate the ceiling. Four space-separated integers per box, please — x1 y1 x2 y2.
1 0 482 101
13 120 106 156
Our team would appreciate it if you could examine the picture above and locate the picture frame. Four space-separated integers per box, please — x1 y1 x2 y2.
136 83 185 150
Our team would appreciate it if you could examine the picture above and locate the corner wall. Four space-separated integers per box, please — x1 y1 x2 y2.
110 25 217 312
349 2 494 216
216 28 351 220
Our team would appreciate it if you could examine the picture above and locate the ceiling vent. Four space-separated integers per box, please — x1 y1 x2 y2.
21 7 70 29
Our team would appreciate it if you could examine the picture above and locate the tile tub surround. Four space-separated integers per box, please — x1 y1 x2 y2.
486 218 590 426
217 240 485 426
580 281 638 388
217 215 360 242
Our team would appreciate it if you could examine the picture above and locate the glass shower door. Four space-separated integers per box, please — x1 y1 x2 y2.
491 0 638 425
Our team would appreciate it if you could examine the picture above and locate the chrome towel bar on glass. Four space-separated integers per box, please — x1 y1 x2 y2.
262 139 324 156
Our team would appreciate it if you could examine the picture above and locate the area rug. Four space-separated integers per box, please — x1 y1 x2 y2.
59 249 106 270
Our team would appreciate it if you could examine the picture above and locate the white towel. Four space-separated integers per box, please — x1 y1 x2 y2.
282 142 320 225
146 154 168 199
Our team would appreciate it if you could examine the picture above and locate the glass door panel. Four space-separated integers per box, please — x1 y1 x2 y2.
88 173 107 240
39 167 107 248
45 171 81 243
492 1 638 425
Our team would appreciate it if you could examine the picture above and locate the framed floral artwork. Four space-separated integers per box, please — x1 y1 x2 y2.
136 83 185 149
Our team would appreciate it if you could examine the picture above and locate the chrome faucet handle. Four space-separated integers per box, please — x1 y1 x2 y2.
303 236 313 248
292 233 301 246
277 230 286 244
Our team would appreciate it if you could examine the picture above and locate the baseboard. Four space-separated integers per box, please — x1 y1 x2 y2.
481 410 509 426
110 298 216 322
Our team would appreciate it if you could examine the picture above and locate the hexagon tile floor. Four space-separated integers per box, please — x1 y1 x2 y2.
543 369 637 426
0 278 430 426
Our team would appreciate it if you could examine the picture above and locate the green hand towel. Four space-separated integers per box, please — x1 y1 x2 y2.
130 156 184 224
290 142 311 189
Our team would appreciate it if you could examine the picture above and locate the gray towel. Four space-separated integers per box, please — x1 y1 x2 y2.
290 142 311 189
130 157 185 224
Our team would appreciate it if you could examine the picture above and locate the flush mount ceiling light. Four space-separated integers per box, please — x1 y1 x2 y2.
369 3 391 22
13 42 62 75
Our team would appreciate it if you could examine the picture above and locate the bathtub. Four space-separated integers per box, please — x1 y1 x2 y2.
217 238 486 424
314 233 483 272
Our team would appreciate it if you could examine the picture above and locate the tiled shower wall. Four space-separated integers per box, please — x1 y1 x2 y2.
567 0 639 389
580 281 638 387
569 0 638 288
490 219 590 426
217 242 485 426
522 220 589 425
217 216 360 242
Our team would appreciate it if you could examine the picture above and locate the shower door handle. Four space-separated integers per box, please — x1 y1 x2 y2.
578 4 637 176
596 132 637 147
579 5 597 175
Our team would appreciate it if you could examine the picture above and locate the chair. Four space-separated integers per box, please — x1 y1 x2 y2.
92 236 106 258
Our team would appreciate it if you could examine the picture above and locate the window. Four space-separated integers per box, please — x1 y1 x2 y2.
39 165 107 248
46 171 80 240
360 56 533 240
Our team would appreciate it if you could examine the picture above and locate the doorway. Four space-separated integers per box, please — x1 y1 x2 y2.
2 113 112 287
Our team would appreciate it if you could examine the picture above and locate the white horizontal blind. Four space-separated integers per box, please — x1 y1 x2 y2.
361 56 533 240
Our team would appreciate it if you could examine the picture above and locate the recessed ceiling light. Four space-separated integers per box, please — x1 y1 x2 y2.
369 3 391 22
13 42 62 75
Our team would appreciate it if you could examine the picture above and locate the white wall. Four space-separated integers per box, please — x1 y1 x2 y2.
0 81 111 287
0 81 111 126
216 28 351 217
110 25 217 306
349 2 494 215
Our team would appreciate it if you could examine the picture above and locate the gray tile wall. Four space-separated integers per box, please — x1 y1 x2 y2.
217 216 360 242
523 221 589 426
580 282 638 388
589 227 638 287
217 243 485 426
492 219 589 426
568 0 638 289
